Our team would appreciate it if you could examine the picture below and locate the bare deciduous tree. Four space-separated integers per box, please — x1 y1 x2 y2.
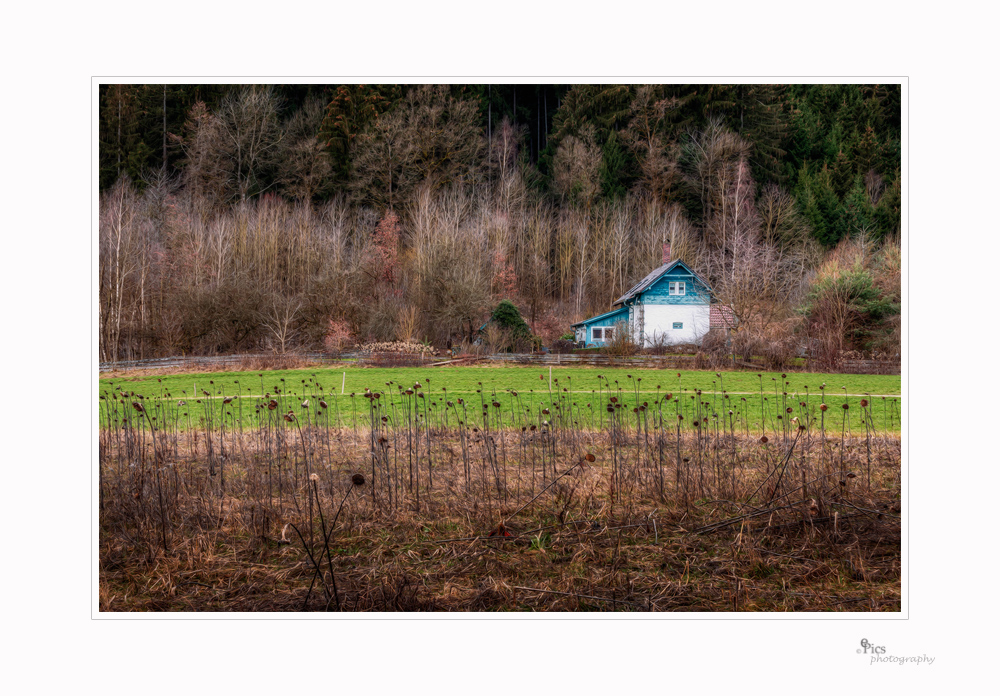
259 294 302 354
552 125 601 206
278 97 332 201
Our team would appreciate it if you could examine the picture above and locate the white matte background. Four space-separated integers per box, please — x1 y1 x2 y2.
1 2 993 693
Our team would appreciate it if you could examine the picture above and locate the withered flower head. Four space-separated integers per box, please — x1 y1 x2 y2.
352 473 366 486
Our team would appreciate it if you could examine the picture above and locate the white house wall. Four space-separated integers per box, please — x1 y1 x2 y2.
641 304 710 345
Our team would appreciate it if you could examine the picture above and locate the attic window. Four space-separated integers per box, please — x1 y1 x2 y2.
669 281 686 296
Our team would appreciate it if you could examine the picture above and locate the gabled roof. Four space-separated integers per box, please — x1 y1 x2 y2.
612 259 713 306
570 306 629 328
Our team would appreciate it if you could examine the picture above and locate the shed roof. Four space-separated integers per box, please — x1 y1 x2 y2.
570 306 629 328
612 259 713 306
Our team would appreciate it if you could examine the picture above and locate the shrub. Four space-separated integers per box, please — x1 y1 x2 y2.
802 262 899 364
603 320 640 357
551 339 576 354
487 300 532 351
323 319 354 352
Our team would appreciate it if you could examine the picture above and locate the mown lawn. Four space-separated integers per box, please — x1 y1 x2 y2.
100 365 901 433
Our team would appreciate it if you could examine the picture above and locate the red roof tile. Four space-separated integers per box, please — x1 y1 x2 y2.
710 304 738 329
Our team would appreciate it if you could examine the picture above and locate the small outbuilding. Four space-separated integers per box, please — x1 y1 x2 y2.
571 306 630 347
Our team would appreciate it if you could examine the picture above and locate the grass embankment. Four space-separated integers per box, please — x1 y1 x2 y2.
100 366 901 434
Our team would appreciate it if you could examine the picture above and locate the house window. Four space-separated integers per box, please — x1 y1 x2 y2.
592 328 602 340
673 322 683 329
669 281 686 295
604 327 614 340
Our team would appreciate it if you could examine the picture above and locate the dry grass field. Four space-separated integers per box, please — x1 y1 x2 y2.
99 374 900 612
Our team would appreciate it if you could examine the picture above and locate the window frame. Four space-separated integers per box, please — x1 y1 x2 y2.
668 281 686 296
604 327 614 340
672 321 684 330
592 327 603 341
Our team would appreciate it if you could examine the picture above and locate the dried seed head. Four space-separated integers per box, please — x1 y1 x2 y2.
860 399 868 408
585 453 596 462
842 403 849 410
352 473 366 486
820 404 828 411
759 436 768 444
309 473 319 482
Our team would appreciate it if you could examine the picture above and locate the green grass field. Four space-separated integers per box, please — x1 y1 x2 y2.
100 365 901 434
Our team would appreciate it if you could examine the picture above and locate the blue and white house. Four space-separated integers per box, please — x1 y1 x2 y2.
572 246 732 347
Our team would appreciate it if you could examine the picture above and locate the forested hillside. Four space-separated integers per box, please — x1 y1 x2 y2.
99 83 901 364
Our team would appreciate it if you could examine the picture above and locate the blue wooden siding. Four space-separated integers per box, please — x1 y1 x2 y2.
575 307 629 345
641 265 711 305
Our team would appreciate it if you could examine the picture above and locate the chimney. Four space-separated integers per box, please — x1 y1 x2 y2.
662 243 671 265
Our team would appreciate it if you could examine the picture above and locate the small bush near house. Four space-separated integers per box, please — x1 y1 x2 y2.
551 339 576 354
603 320 640 357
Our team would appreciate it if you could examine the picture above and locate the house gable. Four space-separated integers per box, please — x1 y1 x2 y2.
641 264 712 305
613 259 714 307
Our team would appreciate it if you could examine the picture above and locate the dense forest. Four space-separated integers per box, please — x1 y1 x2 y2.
99 83 901 365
